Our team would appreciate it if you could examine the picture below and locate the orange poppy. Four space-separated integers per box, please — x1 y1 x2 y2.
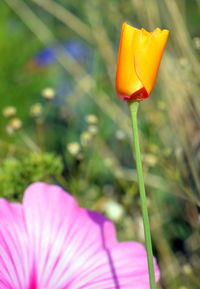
116 23 169 101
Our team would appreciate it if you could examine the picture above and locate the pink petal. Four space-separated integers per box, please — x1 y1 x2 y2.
0 200 34 289
64 242 159 288
23 182 118 288
1 182 160 289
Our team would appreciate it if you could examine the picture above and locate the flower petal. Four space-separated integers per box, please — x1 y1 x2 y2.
116 23 144 100
135 29 169 94
23 182 118 288
0 200 33 289
1 182 160 288
64 242 159 288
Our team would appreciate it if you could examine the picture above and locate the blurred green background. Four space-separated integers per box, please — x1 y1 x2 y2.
0 0 199 288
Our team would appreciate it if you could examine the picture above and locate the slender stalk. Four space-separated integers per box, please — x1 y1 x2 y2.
129 100 156 289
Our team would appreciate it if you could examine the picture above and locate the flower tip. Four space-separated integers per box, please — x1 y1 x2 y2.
141 28 150 36
153 27 161 33
122 22 138 32
154 28 170 37
162 29 170 36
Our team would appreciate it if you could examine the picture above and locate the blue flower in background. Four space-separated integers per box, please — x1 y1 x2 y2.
34 40 91 67
35 47 56 66
31 40 93 106
62 40 90 61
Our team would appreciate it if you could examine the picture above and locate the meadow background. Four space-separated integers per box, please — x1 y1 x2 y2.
0 0 199 288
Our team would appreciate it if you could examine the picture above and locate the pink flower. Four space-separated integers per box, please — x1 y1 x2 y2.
0 182 159 288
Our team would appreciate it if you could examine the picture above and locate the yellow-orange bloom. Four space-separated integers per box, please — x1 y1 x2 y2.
116 23 169 101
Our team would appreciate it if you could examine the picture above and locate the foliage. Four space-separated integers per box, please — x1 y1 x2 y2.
0 152 63 200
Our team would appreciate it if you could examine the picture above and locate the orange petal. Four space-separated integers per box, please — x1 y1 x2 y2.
116 23 144 99
134 29 169 94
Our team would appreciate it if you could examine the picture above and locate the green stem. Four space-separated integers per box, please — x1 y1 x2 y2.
129 100 156 289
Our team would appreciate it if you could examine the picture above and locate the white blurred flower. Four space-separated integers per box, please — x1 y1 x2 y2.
85 114 98 124
3 106 17 118
30 103 43 117
143 153 157 167
42 88 55 100
9 118 22 130
105 200 124 222
67 142 80 156
115 130 126 140
6 118 22 135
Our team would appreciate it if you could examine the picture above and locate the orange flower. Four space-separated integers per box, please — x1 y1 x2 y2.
116 23 169 101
